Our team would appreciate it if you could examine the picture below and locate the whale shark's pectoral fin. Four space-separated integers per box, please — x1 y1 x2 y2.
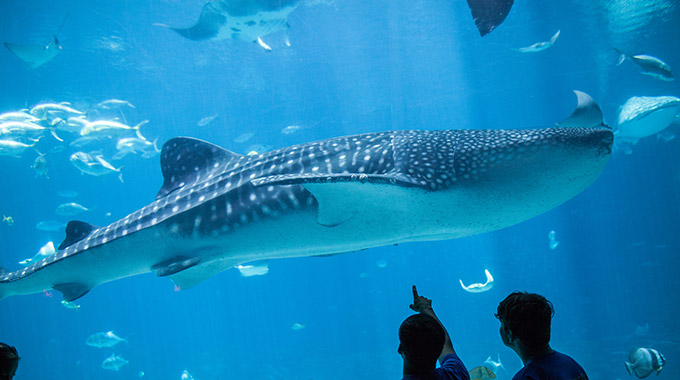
53 282 92 302
152 256 201 277
252 173 423 227
557 90 607 129
161 2 226 41
58 221 100 250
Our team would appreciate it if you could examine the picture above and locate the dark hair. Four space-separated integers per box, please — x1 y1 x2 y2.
399 314 445 372
495 292 555 348
0 343 19 377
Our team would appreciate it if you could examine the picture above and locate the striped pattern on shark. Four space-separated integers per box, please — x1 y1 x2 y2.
0 92 613 302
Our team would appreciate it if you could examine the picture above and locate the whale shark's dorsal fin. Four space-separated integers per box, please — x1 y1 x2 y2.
58 220 99 250
557 90 606 129
156 137 244 199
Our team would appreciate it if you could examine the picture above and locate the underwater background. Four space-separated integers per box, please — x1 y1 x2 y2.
1 0 679 379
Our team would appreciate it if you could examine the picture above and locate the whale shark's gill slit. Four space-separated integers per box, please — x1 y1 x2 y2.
58 221 100 250
152 256 201 277
157 137 245 200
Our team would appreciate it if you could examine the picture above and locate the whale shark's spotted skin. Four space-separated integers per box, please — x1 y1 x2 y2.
0 93 614 300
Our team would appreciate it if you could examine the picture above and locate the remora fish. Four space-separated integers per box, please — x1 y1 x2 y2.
157 0 299 45
0 92 613 302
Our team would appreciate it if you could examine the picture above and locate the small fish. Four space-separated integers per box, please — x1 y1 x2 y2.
101 353 128 371
615 49 673 81
61 300 80 309
35 220 65 231
484 354 504 373
57 190 79 198
291 323 305 331
96 99 135 110
625 347 665 378
548 230 559 250
181 370 195 380
0 111 41 123
234 132 254 144
86 331 127 348
69 135 112 149
235 260 269 277
32 153 49 178
30 102 83 119
634 323 650 337
80 119 148 139
2 215 14 226
469 366 496 380
70 152 123 182
281 125 304 135
459 269 494 293
19 241 56 266
376 259 388 268
56 202 90 216
0 139 39 158
197 114 218 127
514 30 560 53
113 137 160 160
138 371 145 378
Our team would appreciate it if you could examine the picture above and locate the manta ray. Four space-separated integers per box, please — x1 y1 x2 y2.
4 35 62 69
0 92 613 302
158 0 299 45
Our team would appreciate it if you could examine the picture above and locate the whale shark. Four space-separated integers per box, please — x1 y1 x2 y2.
0 92 613 302
157 0 299 44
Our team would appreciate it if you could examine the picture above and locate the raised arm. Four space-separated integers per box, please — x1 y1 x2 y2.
410 285 455 362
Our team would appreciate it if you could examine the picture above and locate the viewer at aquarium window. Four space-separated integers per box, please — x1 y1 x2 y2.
496 292 588 380
0 343 19 380
398 285 470 380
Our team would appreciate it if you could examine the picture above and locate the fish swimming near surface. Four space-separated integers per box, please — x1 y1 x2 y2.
484 354 504 372
86 331 127 348
156 0 299 48
466 0 514 37
56 202 90 216
0 91 613 302
625 347 665 378
460 269 494 293
35 220 66 232
32 153 49 178
615 49 674 81
70 152 124 182
616 96 680 142
19 241 56 266
514 30 560 53
101 353 128 371
4 35 62 69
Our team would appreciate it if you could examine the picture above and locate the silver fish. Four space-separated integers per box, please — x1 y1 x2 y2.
615 49 674 81
56 202 90 216
87 331 126 348
70 152 123 182
101 354 128 371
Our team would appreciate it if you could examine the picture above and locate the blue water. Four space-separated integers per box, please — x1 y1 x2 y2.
1 0 679 379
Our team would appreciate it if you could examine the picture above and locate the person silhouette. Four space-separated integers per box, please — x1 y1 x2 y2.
496 292 588 380
398 285 470 379
0 343 19 380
